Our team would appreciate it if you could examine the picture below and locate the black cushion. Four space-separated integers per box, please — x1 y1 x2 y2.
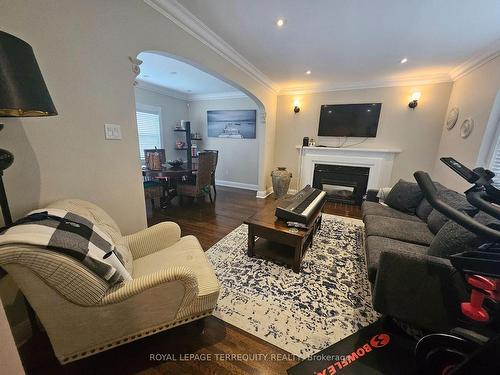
428 220 479 258
475 211 500 229
364 215 435 246
415 182 447 221
428 211 500 258
365 236 429 283
385 179 424 214
426 189 478 234
427 209 450 234
361 201 422 222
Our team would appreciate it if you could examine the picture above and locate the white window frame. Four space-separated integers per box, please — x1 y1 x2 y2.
135 103 163 161
485 119 500 185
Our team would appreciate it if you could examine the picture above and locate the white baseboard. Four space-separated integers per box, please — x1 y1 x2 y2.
256 187 297 198
256 188 273 198
215 179 258 191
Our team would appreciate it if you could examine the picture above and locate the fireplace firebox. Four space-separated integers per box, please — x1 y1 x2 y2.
312 164 369 205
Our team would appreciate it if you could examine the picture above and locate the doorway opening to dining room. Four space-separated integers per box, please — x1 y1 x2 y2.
134 51 263 214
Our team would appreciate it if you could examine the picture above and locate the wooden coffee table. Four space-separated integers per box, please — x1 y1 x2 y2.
244 198 325 273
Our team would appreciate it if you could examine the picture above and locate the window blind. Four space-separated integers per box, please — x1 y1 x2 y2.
489 135 500 186
136 110 161 159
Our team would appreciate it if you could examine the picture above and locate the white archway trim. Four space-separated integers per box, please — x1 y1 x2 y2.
144 0 278 94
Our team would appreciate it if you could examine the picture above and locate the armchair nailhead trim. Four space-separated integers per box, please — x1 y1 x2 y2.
60 312 212 364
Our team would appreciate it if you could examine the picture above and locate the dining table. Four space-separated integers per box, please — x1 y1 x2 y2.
142 164 198 206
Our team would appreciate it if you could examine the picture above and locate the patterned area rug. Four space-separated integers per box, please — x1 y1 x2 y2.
206 214 379 359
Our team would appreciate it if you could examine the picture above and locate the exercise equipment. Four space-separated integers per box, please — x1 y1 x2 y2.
413 157 500 374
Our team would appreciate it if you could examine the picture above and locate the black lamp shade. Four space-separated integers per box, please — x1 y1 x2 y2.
0 31 57 117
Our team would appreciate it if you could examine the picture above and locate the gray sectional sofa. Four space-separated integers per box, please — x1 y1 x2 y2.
362 180 497 331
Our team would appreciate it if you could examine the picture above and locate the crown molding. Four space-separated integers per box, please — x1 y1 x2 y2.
449 38 500 81
144 0 279 94
278 73 452 96
136 79 249 102
189 91 248 101
135 80 190 101
144 0 500 97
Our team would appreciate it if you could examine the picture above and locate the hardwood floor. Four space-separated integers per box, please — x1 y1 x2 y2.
147 186 362 250
19 186 361 375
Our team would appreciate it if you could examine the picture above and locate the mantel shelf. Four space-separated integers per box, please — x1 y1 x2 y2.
295 146 402 154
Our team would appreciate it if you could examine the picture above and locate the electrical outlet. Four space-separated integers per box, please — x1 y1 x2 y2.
104 124 122 140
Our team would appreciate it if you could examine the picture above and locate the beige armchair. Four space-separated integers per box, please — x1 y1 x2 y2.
0 199 220 364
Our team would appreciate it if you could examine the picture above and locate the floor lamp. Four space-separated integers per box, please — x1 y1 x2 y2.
0 30 58 225
0 30 57 333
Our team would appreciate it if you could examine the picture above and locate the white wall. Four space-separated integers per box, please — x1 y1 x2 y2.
0 0 277 233
0 0 277 341
275 82 453 189
433 56 500 191
189 97 260 188
134 87 189 162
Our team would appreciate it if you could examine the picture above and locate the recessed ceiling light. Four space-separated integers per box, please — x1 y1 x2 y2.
400 58 408 64
276 18 285 27
305 70 311 75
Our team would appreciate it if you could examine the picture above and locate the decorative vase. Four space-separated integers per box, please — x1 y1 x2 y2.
271 167 292 198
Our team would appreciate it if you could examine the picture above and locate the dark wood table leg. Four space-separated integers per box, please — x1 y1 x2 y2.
293 241 302 273
247 225 255 257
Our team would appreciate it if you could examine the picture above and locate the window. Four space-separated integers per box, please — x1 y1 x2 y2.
488 130 500 186
136 105 162 160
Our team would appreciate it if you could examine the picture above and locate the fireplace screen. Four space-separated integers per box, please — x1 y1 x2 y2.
322 184 355 199
313 164 369 205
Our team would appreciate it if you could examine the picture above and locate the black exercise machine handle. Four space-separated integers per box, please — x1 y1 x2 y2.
466 189 500 220
414 171 500 241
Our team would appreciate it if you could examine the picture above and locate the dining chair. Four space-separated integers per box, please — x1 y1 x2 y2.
204 149 219 198
143 175 163 208
177 151 217 204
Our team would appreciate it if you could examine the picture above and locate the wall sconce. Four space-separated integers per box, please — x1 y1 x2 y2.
408 92 421 109
293 99 300 113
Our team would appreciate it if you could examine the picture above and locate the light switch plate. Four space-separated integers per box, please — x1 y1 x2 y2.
104 124 122 140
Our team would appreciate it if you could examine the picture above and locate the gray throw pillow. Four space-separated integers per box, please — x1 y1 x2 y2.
428 210 500 258
427 209 449 234
426 189 478 234
474 211 500 231
428 220 479 258
415 182 447 221
385 179 424 214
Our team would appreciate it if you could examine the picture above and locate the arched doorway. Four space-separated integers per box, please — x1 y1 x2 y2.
133 50 268 212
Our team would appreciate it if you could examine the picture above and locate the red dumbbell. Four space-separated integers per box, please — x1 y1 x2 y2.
488 278 500 301
461 275 496 322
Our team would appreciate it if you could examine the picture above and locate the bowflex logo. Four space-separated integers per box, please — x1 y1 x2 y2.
315 334 391 375
370 334 390 348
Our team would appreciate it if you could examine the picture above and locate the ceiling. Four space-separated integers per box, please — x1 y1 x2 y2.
176 0 500 92
136 52 241 96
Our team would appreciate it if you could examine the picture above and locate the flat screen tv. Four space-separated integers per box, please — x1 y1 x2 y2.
318 103 382 137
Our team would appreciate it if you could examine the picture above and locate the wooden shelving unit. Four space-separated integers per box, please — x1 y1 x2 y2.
174 121 201 166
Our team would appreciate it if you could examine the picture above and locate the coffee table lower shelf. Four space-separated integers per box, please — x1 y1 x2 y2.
250 237 312 271
246 211 322 273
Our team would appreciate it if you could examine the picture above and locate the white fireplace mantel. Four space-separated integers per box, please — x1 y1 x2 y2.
296 146 402 190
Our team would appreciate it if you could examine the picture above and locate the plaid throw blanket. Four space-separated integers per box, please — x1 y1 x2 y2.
0 209 131 285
